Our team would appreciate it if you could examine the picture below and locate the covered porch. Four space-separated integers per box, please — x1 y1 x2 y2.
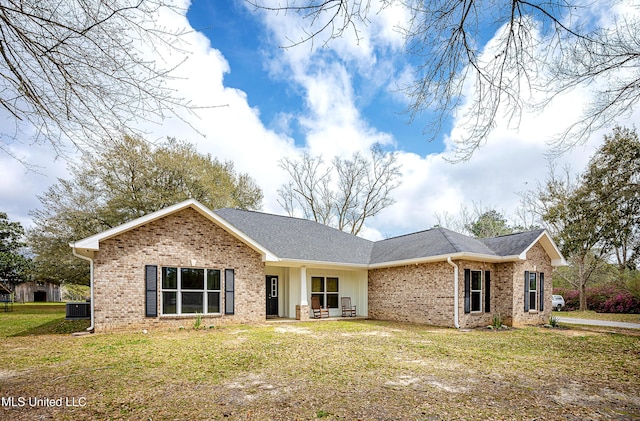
264 264 368 321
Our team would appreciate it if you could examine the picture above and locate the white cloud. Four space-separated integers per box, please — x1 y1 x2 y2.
122 3 301 215
250 1 403 160
0 142 70 229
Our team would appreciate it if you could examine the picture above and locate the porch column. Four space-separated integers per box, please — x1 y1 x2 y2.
296 266 310 320
300 266 308 306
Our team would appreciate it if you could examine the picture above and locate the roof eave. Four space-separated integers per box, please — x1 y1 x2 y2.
69 199 279 262
368 252 523 269
520 231 566 267
267 258 369 270
68 247 95 260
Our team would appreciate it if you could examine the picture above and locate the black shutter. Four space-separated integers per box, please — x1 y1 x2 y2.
484 271 491 313
145 265 158 317
225 268 235 315
524 271 530 312
539 272 545 311
464 269 471 314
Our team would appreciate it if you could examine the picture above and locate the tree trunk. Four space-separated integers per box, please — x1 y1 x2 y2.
576 258 589 311
579 283 587 311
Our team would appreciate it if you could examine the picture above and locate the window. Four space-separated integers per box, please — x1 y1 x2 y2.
161 267 221 315
464 269 490 314
524 271 545 312
529 272 537 311
311 276 339 309
471 270 482 312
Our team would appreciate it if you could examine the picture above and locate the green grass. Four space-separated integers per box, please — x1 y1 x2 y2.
0 303 90 337
553 310 640 324
0 305 638 420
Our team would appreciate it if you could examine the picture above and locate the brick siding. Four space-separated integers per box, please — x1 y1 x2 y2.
92 207 265 332
368 261 457 327
369 245 554 329
511 243 553 326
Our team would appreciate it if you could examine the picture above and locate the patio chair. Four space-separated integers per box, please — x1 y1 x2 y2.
341 297 356 317
311 296 329 319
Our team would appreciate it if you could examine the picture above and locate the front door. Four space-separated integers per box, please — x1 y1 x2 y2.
266 276 278 317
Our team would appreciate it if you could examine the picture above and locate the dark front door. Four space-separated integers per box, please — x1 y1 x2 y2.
266 276 278 316
33 291 46 302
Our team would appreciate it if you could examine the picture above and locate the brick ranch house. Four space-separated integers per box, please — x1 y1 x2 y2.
70 199 565 333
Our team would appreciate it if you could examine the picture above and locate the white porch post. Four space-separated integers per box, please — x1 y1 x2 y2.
300 266 308 306
295 266 310 320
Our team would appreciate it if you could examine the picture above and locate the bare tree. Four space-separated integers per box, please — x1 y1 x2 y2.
546 19 640 154
278 152 334 225
0 0 193 162
278 144 401 235
249 0 638 161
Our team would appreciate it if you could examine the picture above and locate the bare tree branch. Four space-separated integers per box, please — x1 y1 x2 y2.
0 0 206 160
278 144 401 235
250 0 637 161
246 0 374 48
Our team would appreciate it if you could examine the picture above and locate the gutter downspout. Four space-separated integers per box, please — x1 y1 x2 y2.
72 248 95 333
447 257 460 329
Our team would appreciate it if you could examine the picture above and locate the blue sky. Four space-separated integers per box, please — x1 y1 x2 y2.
1 0 638 240
186 0 445 155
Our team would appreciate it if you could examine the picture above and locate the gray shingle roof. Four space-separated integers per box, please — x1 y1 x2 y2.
480 229 546 256
214 208 374 265
215 208 548 266
371 227 498 264
73 199 559 266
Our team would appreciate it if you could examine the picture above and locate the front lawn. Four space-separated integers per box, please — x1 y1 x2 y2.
0 305 638 420
0 303 89 337
553 310 640 324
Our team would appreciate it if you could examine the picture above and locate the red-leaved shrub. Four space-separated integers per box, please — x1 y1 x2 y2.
600 291 640 313
553 284 640 313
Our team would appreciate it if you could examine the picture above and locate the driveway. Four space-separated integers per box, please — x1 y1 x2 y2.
556 317 640 329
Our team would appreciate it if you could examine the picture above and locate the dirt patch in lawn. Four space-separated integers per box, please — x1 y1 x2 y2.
274 325 313 335
0 369 25 381
554 329 604 337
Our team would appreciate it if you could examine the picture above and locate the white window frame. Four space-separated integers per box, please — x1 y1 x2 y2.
161 267 221 315
470 270 483 313
529 272 538 311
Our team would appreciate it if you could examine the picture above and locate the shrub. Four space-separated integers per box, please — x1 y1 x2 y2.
600 291 640 313
193 312 202 330
553 284 640 314
491 313 503 329
554 288 580 311
586 284 617 311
